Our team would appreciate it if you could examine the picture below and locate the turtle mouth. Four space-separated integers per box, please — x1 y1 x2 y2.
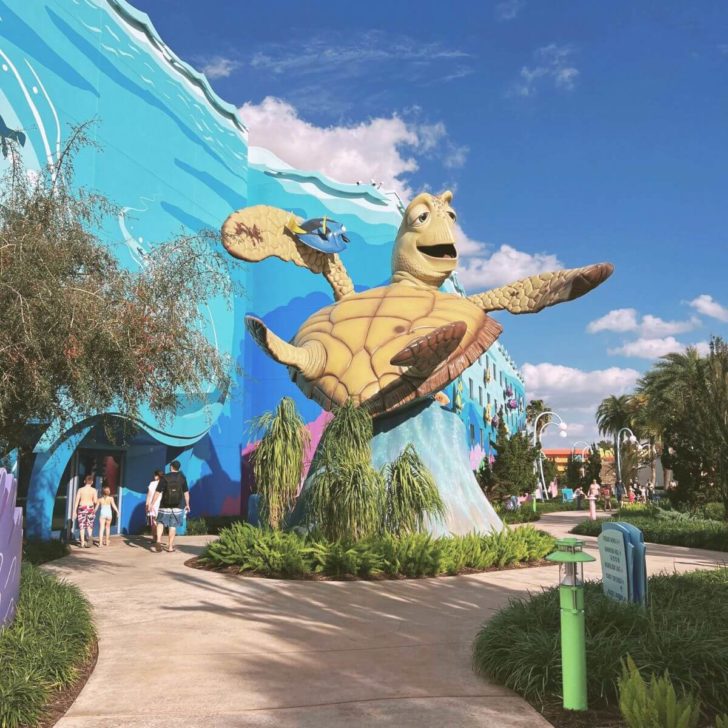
417 242 458 260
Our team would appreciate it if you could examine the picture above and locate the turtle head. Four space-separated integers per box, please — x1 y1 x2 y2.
392 190 458 287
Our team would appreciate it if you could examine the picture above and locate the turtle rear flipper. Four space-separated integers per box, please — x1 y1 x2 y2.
390 320 467 375
245 316 326 379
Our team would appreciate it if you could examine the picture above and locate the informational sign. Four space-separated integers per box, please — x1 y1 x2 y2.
598 529 630 602
603 522 648 606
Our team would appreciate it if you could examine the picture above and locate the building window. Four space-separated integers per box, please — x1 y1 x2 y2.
470 423 476 444
480 428 484 447
469 378 474 399
487 392 491 404
478 386 483 405
493 363 497 380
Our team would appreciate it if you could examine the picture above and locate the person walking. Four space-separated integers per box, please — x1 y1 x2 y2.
614 479 624 506
587 479 601 521
601 482 613 512
573 485 585 510
96 484 119 546
152 461 190 553
74 474 98 548
145 470 162 544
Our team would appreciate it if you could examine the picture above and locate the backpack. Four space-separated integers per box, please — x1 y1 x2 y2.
161 472 184 508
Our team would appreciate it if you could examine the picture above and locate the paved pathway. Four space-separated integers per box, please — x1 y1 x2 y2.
45 512 726 728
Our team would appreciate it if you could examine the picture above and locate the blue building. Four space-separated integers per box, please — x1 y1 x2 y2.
2 0 525 539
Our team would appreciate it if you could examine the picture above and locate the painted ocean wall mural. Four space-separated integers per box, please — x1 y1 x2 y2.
1 0 525 538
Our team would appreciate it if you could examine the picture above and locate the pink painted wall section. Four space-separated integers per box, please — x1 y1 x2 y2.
0 469 23 627
469 444 486 471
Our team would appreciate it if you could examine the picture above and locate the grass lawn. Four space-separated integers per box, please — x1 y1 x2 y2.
197 522 556 578
473 568 728 726
0 564 96 728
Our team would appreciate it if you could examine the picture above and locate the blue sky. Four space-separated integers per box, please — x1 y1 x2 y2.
133 0 728 444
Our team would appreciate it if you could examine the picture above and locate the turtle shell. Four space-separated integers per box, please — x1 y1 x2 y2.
290 282 502 417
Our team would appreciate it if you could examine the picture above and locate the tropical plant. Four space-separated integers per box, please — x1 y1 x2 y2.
306 460 386 541
303 401 385 540
202 522 554 578
250 397 310 529
618 656 700 728
383 444 446 534
0 123 235 456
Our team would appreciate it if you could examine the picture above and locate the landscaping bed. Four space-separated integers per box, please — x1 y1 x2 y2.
472 568 728 727
571 510 728 551
191 522 556 579
0 563 97 728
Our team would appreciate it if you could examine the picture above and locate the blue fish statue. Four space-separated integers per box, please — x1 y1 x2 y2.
286 214 350 254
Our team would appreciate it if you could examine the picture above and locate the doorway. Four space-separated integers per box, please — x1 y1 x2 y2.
65 449 125 540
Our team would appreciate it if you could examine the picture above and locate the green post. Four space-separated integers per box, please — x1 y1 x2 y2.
546 538 596 711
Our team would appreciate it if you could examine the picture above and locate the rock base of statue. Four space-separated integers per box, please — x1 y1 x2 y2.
371 399 503 536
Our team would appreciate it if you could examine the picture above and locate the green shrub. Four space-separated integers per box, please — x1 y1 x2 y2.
501 508 541 524
473 568 728 718
22 539 69 565
618 656 700 728
572 514 728 551
0 564 95 728
701 502 726 522
202 523 555 579
716 714 728 728
383 445 446 534
185 516 208 535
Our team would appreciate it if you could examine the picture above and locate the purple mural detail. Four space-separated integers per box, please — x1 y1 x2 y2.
0 468 23 628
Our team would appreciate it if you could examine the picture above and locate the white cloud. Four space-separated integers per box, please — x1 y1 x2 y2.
587 308 638 333
240 97 425 198
639 314 700 337
495 0 524 21
200 56 240 80
456 242 562 290
510 44 579 97
587 308 700 337
522 362 640 411
248 32 470 79
608 336 708 359
689 294 728 323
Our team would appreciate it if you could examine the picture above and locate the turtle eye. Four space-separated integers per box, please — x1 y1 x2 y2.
341 234 350 243
415 211 429 225
447 210 456 222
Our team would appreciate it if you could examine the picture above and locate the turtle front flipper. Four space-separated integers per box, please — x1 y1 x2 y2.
245 316 326 379
223 205 355 300
468 262 613 314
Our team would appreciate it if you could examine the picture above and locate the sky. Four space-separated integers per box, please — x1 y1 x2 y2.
132 0 728 445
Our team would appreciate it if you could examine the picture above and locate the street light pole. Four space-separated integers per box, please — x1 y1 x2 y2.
616 426 638 484
532 411 567 506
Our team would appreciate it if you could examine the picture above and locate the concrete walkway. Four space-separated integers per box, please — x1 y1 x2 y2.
44 512 726 728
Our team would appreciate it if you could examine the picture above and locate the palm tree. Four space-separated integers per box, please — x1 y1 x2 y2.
526 399 550 437
595 394 633 482
635 347 703 488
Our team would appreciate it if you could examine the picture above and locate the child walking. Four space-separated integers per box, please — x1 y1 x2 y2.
96 485 119 546
74 474 98 548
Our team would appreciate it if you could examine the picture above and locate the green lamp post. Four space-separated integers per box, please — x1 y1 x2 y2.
546 537 596 711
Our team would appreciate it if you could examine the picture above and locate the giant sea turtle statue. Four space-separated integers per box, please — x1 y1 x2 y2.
222 190 612 417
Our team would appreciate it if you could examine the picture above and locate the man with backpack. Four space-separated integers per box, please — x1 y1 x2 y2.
151 460 190 553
